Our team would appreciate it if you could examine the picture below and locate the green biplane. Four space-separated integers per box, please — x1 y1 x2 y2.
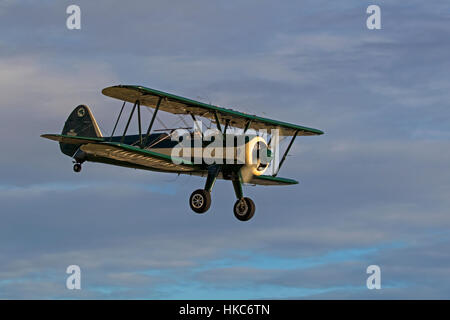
42 85 323 221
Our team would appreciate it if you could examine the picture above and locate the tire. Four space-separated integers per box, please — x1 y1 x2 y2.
73 163 82 173
233 197 255 221
189 189 211 214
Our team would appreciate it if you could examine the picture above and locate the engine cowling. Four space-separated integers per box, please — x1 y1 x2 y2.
240 136 272 182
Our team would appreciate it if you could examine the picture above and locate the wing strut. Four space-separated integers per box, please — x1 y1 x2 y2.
213 110 222 133
110 101 126 141
137 101 142 146
121 100 139 143
273 130 298 177
223 119 230 134
190 113 203 138
244 120 252 133
143 97 162 146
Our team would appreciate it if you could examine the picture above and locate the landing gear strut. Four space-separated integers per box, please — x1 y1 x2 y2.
72 149 86 173
189 165 220 214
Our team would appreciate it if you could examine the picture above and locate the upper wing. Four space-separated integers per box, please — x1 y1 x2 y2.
102 85 324 137
249 175 299 186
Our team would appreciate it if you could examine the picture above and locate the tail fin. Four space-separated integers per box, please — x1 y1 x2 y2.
60 105 103 157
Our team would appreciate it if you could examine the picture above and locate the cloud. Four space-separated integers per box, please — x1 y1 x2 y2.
1 0 450 299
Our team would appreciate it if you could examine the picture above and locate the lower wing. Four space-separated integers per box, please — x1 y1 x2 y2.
41 134 298 183
249 175 298 186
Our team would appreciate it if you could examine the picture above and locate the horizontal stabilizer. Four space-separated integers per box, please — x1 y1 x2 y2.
41 134 104 145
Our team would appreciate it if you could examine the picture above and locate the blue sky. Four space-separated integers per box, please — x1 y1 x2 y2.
1 0 450 299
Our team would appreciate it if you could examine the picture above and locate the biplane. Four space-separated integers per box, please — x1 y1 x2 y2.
41 85 323 221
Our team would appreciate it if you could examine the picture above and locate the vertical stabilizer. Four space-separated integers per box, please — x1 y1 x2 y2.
60 105 102 156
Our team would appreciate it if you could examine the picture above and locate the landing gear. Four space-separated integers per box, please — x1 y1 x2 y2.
231 178 256 221
189 189 211 213
188 167 256 221
233 197 255 221
73 163 82 173
72 149 86 173
188 166 220 214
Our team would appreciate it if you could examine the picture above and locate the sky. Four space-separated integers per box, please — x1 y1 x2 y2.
0 0 450 299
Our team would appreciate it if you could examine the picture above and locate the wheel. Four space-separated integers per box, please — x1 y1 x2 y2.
73 163 82 173
189 189 211 214
233 197 255 221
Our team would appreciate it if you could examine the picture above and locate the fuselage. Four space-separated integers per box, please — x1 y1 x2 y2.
70 132 272 179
